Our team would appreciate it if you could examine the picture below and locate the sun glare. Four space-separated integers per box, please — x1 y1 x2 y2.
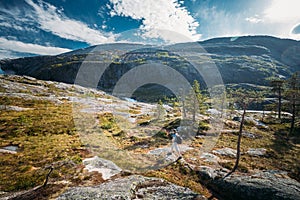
264 0 300 22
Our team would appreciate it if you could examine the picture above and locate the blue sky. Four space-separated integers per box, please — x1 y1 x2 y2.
0 0 300 58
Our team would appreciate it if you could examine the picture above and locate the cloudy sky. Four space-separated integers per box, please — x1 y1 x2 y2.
0 0 300 58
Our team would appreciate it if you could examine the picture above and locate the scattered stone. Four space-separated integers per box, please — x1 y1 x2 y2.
254 120 268 129
200 153 220 163
83 156 122 180
221 129 239 134
57 175 206 200
212 147 237 158
247 148 266 156
0 105 33 111
0 149 17 154
242 131 262 139
0 145 19 154
148 145 194 155
207 108 221 115
197 166 227 180
148 145 194 162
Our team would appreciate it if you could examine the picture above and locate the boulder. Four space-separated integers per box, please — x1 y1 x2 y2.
57 175 206 200
197 167 300 200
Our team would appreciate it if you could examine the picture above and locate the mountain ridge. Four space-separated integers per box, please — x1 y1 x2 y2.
1 35 299 101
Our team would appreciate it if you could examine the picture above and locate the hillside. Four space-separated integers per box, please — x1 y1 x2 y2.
0 75 299 199
1 36 299 102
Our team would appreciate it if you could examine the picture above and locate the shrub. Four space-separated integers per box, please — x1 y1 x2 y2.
154 130 169 139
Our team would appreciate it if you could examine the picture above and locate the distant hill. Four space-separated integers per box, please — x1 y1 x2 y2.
1 36 299 102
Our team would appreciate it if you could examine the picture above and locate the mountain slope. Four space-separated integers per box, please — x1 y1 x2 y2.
0 36 299 101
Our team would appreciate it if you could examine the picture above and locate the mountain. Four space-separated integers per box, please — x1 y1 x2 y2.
1 36 299 101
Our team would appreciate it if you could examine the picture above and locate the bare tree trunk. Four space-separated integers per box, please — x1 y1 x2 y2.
278 88 282 119
43 166 53 187
289 100 296 137
192 96 196 122
225 107 246 178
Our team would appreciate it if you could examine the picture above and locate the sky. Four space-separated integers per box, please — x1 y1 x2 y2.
0 0 300 59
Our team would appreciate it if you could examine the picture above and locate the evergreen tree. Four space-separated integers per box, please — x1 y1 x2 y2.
270 79 284 119
285 72 300 136
178 88 187 118
156 99 165 120
185 80 207 121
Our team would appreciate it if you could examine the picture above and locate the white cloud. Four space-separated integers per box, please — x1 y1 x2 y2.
25 0 116 45
264 0 300 23
261 0 300 40
245 15 263 24
195 6 246 39
0 37 71 56
194 2 300 41
0 21 37 32
108 0 201 43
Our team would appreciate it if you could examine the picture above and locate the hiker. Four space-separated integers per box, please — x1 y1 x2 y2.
170 129 182 158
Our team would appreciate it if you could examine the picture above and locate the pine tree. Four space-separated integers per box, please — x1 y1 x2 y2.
285 72 300 136
178 88 187 118
185 80 207 122
270 79 284 119
156 99 165 120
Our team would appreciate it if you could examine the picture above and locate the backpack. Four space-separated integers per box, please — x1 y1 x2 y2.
175 135 183 144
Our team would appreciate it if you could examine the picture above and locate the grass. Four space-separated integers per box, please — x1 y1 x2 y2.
213 115 300 180
0 95 86 193
0 75 299 199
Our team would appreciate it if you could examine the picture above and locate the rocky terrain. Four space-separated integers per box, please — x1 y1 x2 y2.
57 175 206 200
0 75 299 199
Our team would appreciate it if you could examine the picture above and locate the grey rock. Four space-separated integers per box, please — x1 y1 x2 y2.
0 145 19 154
148 145 194 162
212 147 237 158
57 175 206 200
197 166 227 180
83 156 122 180
200 153 220 163
247 148 266 156
0 149 17 154
0 105 33 111
242 131 262 139
197 167 300 200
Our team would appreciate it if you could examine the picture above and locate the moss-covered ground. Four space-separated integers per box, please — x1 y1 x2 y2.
0 75 299 199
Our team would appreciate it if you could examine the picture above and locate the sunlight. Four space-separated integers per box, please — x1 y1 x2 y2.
264 0 300 22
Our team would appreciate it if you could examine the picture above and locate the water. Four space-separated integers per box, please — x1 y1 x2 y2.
0 67 4 74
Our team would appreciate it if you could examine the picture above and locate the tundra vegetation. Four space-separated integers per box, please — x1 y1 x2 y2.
0 75 299 199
